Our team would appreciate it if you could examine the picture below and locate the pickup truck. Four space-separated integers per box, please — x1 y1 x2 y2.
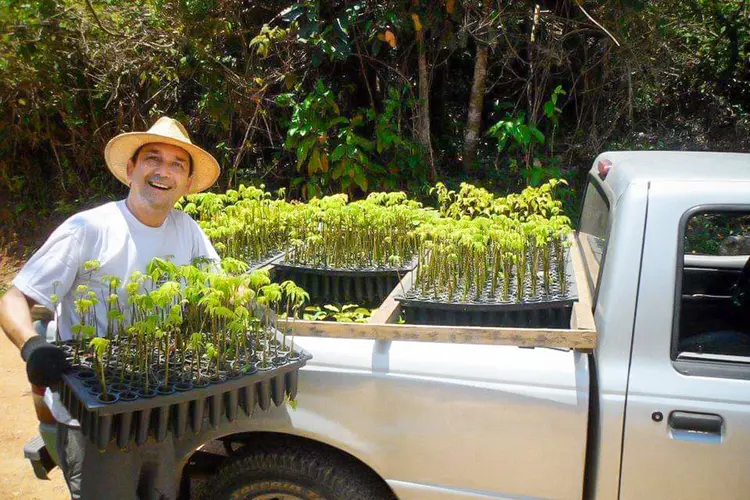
26 151 750 499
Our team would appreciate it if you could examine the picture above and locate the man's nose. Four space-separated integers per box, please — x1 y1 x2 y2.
152 162 171 178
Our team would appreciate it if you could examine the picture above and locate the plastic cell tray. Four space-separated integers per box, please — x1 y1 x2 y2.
59 350 311 451
272 261 414 304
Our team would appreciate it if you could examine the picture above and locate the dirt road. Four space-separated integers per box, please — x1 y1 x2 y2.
0 331 68 499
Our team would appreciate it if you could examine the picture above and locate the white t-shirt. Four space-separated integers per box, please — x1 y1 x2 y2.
14 200 219 341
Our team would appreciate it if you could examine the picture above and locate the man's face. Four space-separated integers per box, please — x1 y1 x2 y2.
126 142 193 211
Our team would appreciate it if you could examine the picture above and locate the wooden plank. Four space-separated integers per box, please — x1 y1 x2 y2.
280 320 597 350
569 235 596 332
368 268 416 324
255 252 286 273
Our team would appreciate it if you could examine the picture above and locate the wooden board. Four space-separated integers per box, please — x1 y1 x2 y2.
255 252 285 272
367 267 415 324
279 319 596 350
569 235 596 331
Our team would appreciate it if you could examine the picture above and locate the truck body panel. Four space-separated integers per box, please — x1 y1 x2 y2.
582 169 648 500
386 480 530 499
287 336 590 499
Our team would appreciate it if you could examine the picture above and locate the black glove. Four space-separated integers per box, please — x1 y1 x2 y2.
21 336 69 387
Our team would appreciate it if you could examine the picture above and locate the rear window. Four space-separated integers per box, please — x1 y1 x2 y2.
577 179 610 294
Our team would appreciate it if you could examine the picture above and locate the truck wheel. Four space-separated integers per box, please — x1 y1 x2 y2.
199 443 394 500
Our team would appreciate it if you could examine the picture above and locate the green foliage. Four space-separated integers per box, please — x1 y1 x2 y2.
487 111 545 154
432 179 568 221
283 193 433 270
486 87 568 185
302 303 373 323
411 212 573 303
250 24 290 58
281 1 355 64
1 0 747 246
280 80 343 196
70 254 309 391
280 81 426 198
180 185 292 265
370 86 427 189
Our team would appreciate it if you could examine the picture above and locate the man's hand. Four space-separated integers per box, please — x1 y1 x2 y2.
21 336 69 387
0 286 40 350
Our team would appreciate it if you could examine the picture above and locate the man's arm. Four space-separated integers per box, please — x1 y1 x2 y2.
0 286 38 350
0 286 68 387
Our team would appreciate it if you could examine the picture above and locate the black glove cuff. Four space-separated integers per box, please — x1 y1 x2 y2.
21 336 46 362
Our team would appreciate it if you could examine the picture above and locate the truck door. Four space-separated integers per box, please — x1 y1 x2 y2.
619 181 750 499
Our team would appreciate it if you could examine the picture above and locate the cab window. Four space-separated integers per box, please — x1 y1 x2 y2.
675 209 750 367
576 178 610 299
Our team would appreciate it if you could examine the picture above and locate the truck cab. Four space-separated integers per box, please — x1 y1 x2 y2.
587 151 750 499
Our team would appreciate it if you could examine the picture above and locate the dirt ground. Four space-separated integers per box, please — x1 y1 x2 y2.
0 249 68 499
0 331 69 499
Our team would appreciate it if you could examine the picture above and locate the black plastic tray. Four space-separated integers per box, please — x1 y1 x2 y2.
396 296 576 328
59 350 311 451
272 261 414 304
396 254 578 328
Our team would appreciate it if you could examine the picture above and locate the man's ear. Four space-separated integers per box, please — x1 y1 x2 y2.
185 174 194 194
126 157 135 183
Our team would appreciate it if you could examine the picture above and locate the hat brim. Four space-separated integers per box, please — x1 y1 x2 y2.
104 132 220 194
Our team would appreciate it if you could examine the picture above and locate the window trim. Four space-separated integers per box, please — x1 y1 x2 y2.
672 204 750 380
575 172 614 313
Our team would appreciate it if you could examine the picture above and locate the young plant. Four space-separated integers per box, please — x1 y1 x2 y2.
89 337 111 399
280 281 309 353
72 285 97 364
187 332 204 383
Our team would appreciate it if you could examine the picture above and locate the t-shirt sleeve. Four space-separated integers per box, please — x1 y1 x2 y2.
12 219 85 310
188 217 221 265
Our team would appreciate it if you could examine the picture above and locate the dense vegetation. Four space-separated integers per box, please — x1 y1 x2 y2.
2 0 749 245
181 180 572 306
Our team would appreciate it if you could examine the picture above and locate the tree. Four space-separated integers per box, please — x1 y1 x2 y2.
463 1 498 173
411 0 436 178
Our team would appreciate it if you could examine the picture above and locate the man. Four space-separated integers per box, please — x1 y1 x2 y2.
0 117 221 498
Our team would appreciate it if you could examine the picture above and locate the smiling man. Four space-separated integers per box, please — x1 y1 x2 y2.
0 117 221 498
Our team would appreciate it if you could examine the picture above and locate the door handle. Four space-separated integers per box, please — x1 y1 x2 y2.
668 411 723 436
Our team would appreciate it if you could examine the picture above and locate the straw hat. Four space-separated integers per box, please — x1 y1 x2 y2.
104 117 220 194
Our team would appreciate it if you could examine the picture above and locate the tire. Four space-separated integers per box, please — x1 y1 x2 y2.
199 441 395 500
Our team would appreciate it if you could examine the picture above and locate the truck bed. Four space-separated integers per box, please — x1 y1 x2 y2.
281 235 597 351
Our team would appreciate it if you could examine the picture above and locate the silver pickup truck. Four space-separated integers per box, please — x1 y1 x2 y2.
27 151 750 499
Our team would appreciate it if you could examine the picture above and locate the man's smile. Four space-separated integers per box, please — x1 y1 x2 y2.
147 179 172 191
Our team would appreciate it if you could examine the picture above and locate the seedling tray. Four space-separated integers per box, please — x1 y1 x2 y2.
397 256 579 328
396 295 576 328
58 349 311 452
272 261 415 304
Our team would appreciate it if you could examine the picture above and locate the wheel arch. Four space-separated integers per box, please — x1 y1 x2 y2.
183 430 398 499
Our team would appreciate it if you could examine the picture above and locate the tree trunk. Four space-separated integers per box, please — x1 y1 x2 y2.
462 42 489 174
412 4 435 179
417 44 433 172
